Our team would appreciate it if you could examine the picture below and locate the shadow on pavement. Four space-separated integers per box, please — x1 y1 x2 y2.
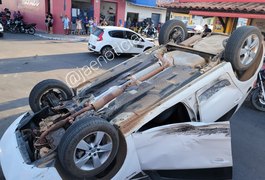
1 32 44 42
0 52 127 74
0 97 28 112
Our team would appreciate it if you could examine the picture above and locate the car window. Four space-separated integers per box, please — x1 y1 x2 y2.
125 31 143 41
108 30 125 39
93 28 104 37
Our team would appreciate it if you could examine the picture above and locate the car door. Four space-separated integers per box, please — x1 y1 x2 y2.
108 30 128 54
125 31 146 54
196 74 243 122
132 121 232 170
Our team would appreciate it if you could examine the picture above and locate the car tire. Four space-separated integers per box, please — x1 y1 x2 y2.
101 46 115 60
251 88 265 112
158 20 188 45
224 26 263 72
58 117 119 179
29 79 73 112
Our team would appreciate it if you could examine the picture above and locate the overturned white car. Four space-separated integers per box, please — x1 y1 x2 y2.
0 20 264 180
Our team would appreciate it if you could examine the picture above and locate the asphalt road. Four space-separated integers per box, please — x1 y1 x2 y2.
0 33 264 180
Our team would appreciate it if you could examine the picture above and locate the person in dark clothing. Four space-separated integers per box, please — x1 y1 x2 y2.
45 13 53 34
202 24 212 38
4 8 11 20
83 16 89 35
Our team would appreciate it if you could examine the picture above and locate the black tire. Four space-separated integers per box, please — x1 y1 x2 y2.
101 46 115 60
158 20 188 45
28 27 35 35
251 88 265 112
224 26 263 72
0 33 3 37
29 79 73 112
58 117 119 179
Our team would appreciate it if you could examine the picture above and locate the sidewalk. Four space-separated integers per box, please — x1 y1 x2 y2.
34 31 89 42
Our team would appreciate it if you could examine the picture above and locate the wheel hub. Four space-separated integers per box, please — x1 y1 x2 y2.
74 131 113 171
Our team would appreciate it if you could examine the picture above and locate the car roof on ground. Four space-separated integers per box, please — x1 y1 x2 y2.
97 26 133 32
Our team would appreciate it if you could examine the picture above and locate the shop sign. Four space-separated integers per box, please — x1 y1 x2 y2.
21 0 40 7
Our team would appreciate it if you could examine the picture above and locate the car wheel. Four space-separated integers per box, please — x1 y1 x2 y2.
251 88 265 112
158 20 188 45
28 27 35 35
101 46 115 60
224 26 263 72
29 79 73 112
0 33 3 37
58 117 119 179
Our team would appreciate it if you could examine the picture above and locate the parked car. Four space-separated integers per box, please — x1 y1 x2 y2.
88 26 155 59
187 24 204 34
0 22 4 37
0 20 264 180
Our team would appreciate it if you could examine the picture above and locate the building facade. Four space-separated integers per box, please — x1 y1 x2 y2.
125 0 167 27
159 0 265 37
0 0 126 34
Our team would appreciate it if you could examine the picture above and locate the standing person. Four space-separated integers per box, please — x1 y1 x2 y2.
76 17 82 35
48 13 53 34
45 13 53 34
4 8 11 20
93 17 97 30
127 17 131 28
45 12 49 33
17 11 23 21
83 16 89 35
88 17 94 35
119 19 123 27
62 15 70 35
13 11 17 20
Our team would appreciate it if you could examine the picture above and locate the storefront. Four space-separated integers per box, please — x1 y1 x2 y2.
159 0 265 36
0 0 125 34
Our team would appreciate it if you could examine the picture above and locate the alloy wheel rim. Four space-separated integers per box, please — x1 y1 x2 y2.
73 131 113 171
240 34 259 66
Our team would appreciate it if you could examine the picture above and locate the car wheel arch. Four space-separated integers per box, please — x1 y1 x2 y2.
138 102 193 131
100 45 115 54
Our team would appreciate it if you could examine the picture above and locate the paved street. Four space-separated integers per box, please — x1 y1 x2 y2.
0 33 128 138
0 33 264 180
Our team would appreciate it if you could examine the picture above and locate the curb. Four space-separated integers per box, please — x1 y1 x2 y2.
34 33 89 42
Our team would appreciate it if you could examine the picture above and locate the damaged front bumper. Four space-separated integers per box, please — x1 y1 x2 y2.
0 113 61 180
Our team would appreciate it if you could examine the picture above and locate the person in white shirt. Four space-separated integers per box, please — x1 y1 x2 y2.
62 15 70 35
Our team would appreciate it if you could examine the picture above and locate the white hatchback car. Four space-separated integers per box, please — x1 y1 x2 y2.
88 26 155 58
0 23 4 37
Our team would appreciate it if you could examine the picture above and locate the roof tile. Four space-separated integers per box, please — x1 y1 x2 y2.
159 2 265 14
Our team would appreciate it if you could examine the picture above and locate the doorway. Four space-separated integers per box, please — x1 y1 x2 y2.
45 0 51 13
100 1 117 26
151 13 161 27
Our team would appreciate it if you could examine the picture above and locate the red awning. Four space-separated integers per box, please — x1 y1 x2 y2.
190 11 265 19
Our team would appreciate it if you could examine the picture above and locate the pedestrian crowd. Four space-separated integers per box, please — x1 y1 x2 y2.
0 8 162 38
61 15 100 35
0 8 24 26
